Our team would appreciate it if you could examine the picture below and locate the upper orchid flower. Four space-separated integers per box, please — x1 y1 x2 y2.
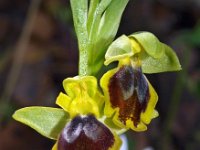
101 32 181 131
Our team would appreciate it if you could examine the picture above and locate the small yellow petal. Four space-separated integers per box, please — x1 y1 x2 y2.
56 92 71 112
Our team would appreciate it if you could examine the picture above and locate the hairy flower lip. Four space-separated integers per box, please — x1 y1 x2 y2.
101 61 159 131
108 65 149 125
56 115 121 150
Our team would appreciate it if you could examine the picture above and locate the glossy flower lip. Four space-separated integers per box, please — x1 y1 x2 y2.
101 63 158 131
52 115 122 150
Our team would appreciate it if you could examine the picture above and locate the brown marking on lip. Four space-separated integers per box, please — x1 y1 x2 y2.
58 115 115 150
108 65 149 126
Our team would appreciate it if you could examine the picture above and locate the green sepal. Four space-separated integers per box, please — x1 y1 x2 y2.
12 107 69 140
140 43 182 73
129 32 165 58
104 35 133 65
130 31 181 73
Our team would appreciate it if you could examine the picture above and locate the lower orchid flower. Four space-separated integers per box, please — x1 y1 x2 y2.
13 76 122 150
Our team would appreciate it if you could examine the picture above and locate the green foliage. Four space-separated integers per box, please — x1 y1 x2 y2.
13 107 69 140
70 0 129 76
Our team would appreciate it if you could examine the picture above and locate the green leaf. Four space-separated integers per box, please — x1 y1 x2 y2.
87 0 99 33
96 0 129 44
88 0 129 76
70 0 88 48
70 0 89 75
104 35 133 65
130 32 165 58
88 0 112 41
140 43 182 73
12 107 69 140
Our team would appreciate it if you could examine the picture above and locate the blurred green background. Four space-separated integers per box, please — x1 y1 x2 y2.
0 0 200 150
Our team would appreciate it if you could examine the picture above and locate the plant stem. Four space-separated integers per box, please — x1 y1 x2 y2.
79 45 89 76
70 0 89 75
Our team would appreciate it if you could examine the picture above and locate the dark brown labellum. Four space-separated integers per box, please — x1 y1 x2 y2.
109 65 149 126
58 115 114 150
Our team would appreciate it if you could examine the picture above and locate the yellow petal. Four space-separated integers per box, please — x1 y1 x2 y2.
56 92 71 112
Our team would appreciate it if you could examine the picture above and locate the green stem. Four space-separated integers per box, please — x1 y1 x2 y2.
79 45 89 76
70 0 89 75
